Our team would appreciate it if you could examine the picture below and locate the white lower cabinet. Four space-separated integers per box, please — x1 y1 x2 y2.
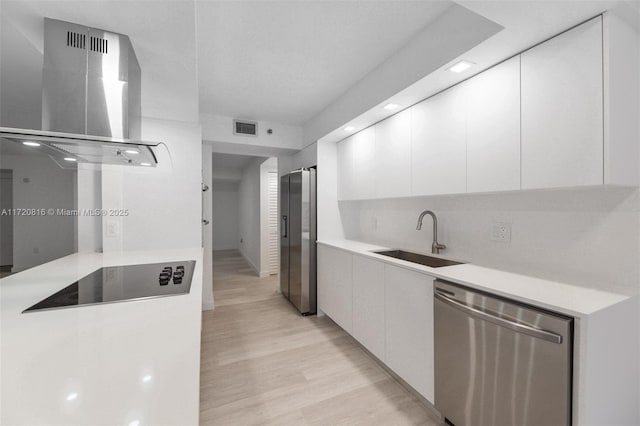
384 264 434 402
318 245 434 403
352 254 386 361
317 245 353 333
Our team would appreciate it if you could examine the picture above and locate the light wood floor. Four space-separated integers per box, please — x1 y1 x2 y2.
200 250 442 425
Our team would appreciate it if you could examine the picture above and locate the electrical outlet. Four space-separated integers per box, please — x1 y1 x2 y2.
491 222 512 243
106 220 120 238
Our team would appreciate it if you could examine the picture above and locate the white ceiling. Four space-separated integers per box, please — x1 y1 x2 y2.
196 0 453 125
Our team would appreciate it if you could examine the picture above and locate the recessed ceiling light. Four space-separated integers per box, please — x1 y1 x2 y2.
140 162 151 167
383 103 399 111
125 149 140 155
128 420 140 426
448 60 474 73
63 157 77 162
22 141 41 147
66 392 78 401
142 374 152 383
344 126 355 132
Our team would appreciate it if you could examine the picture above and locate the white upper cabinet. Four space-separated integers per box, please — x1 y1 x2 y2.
335 14 633 199
521 17 603 189
411 84 467 196
374 108 412 199
337 126 376 200
465 56 521 193
336 136 353 201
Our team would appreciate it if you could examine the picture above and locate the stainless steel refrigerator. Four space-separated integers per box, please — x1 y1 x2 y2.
280 168 316 315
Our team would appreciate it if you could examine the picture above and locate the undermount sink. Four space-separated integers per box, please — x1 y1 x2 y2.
373 249 464 268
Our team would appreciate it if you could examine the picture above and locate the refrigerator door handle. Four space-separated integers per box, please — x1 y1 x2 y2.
282 215 288 238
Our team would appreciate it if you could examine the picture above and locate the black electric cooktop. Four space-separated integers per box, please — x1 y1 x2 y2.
23 260 196 313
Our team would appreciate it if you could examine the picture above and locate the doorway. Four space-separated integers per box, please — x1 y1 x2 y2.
210 153 278 287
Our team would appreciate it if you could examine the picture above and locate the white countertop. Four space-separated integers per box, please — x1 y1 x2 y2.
318 239 629 317
0 248 203 425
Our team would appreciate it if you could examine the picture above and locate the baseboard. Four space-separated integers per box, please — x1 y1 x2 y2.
202 301 215 311
239 249 261 277
259 270 270 278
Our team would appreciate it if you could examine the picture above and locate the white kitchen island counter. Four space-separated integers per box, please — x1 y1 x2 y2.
0 248 203 425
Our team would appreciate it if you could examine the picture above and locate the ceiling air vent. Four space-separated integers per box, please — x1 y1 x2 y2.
90 36 108 54
66 31 86 49
233 119 258 136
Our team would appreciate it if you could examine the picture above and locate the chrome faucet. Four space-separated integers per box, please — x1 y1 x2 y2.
416 210 446 254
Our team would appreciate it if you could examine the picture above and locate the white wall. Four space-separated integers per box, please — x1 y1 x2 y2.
1 155 76 272
201 112 303 150
237 157 263 274
339 187 640 296
76 165 102 253
202 143 214 310
212 181 239 251
101 119 202 253
212 167 242 182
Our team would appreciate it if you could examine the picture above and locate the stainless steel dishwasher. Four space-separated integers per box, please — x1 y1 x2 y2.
434 279 573 426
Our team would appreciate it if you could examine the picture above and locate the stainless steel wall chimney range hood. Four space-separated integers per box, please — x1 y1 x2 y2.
0 18 160 167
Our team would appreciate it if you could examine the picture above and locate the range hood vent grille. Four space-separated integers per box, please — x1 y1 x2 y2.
90 36 108 54
66 31 86 49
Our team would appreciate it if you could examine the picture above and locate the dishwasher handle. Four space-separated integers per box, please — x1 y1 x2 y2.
434 290 563 344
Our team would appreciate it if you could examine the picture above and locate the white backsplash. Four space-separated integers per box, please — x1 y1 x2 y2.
340 187 640 296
